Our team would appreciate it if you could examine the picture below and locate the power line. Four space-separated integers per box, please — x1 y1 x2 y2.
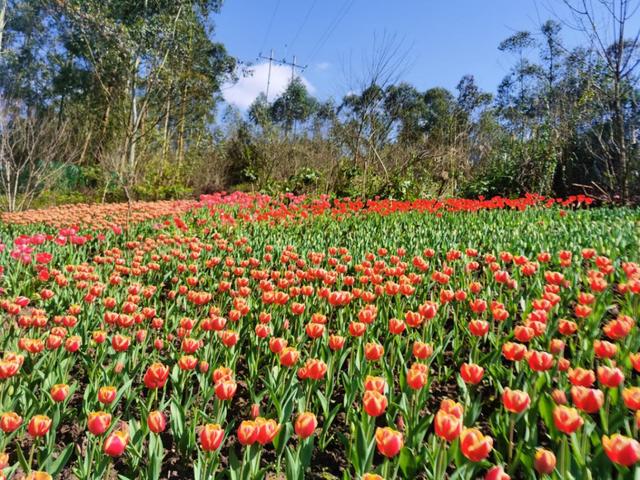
289 0 318 49
307 0 355 65
259 0 282 57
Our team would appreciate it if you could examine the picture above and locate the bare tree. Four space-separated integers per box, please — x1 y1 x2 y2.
338 32 413 195
0 106 79 212
561 0 640 200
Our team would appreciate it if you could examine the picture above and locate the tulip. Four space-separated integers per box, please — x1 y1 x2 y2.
362 474 383 480
214 379 237 401
460 362 484 385
434 409 462 442
568 367 595 387
597 366 624 388
364 342 384 361
0 412 22 433
255 417 281 445
602 434 640 467
502 388 530 414
87 411 112 435
362 390 387 417
98 386 117 404
147 410 166 433
374 427 403 458
527 351 554 371
328 335 345 351
295 412 317 439
623 387 640 410
553 406 583 434
412 341 433 360
279 347 300 367
200 423 224 451
485 466 510 480
570 386 604 413
364 376 386 394
534 448 556 474
50 383 70 403
25 472 52 480
460 428 493 462
237 420 258 446
143 362 170 389
407 365 428 390
103 430 129 456
27 415 52 437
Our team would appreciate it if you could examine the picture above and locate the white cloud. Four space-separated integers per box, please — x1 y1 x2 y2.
316 61 331 71
223 62 315 110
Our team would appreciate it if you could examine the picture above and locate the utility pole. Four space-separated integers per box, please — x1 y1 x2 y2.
258 51 307 99
258 49 276 101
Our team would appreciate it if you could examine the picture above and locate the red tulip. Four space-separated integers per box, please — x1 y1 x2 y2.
200 423 224 451
597 366 624 388
460 362 484 384
602 434 640 467
103 430 129 456
27 415 52 437
147 411 166 434
553 405 583 434
255 417 280 445
375 427 403 458
98 386 117 404
460 428 493 462
0 412 22 433
237 420 258 446
571 386 604 413
502 388 530 414
295 412 317 439
50 383 70 403
87 411 111 435
485 466 510 480
534 448 556 474
362 390 387 417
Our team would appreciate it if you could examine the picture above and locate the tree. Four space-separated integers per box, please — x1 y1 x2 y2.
561 0 640 200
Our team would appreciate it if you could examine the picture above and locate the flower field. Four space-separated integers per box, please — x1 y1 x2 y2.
0 193 639 480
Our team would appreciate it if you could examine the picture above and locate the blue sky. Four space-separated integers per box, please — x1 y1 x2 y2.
215 1 636 109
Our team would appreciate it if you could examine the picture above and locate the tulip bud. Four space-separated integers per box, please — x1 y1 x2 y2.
534 448 556 475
